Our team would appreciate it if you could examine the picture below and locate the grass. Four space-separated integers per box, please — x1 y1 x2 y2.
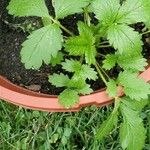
0 100 149 150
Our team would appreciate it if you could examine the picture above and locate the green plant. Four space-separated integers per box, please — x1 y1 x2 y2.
7 0 150 149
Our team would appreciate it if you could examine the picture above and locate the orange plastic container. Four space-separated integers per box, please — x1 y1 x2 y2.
0 64 150 112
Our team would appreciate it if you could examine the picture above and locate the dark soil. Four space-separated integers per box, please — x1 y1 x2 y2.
0 0 103 95
0 0 150 95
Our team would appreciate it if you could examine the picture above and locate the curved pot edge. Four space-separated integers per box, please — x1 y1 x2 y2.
0 64 150 112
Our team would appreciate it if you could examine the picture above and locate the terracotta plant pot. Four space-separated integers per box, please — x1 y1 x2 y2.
0 63 150 112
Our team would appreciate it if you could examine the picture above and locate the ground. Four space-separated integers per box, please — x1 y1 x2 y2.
0 101 150 150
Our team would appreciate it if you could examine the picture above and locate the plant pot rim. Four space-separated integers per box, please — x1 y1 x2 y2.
0 63 150 112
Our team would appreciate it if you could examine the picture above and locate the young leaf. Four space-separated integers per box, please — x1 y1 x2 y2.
50 52 64 67
77 21 92 35
78 84 93 95
91 0 120 24
96 111 118 140
62 59 81 73
52 0 91 19
102 54 117 70
81 64 98 80
21 24 63 69
58 89 79 108
49 73 70 88
117 0 147 24
120 98 146 150
62 59 97 80
107 24 142 54
106 79 118 97
118 71 150 100
65 37 96 65
7 0 49 17
67 78 93 94
65 22 96 64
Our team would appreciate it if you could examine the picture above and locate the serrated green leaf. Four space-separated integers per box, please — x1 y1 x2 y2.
91 0 150 26
78 84 93 95
91 0 120 24
77 21 92 35
50 52 64 67
67 78 88 89
65 22 96 64
107 24 142 54
21 24 63 69
62 59 97 80
96 112 118 140
106 79 118 97
65 37 96 65
49 73 93 97
49 73 70 88
120 120 146 150
121 97 148 112
53 0 91 19
117 0 147 24
85 46 97 65
65 36 88 54
7 0 49 17
105 52 148 72
103 54 117 70
82 64 98 80
66 78 93 95
118 71 150 100
120 98 146 150
62 59 81 73
58 89 79 108
118 53 148 71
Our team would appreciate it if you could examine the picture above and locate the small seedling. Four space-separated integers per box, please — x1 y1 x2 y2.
7 0 150 149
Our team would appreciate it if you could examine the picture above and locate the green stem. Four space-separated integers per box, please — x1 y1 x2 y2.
99 41 109 45
46 16 74 36
57 21 74 36
50 17 74 36
99 44 111 48
94 62 107 85
112 97 120 114
96 53 106 57
84 8 91 26
142 30 150 35
96 62 110 79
